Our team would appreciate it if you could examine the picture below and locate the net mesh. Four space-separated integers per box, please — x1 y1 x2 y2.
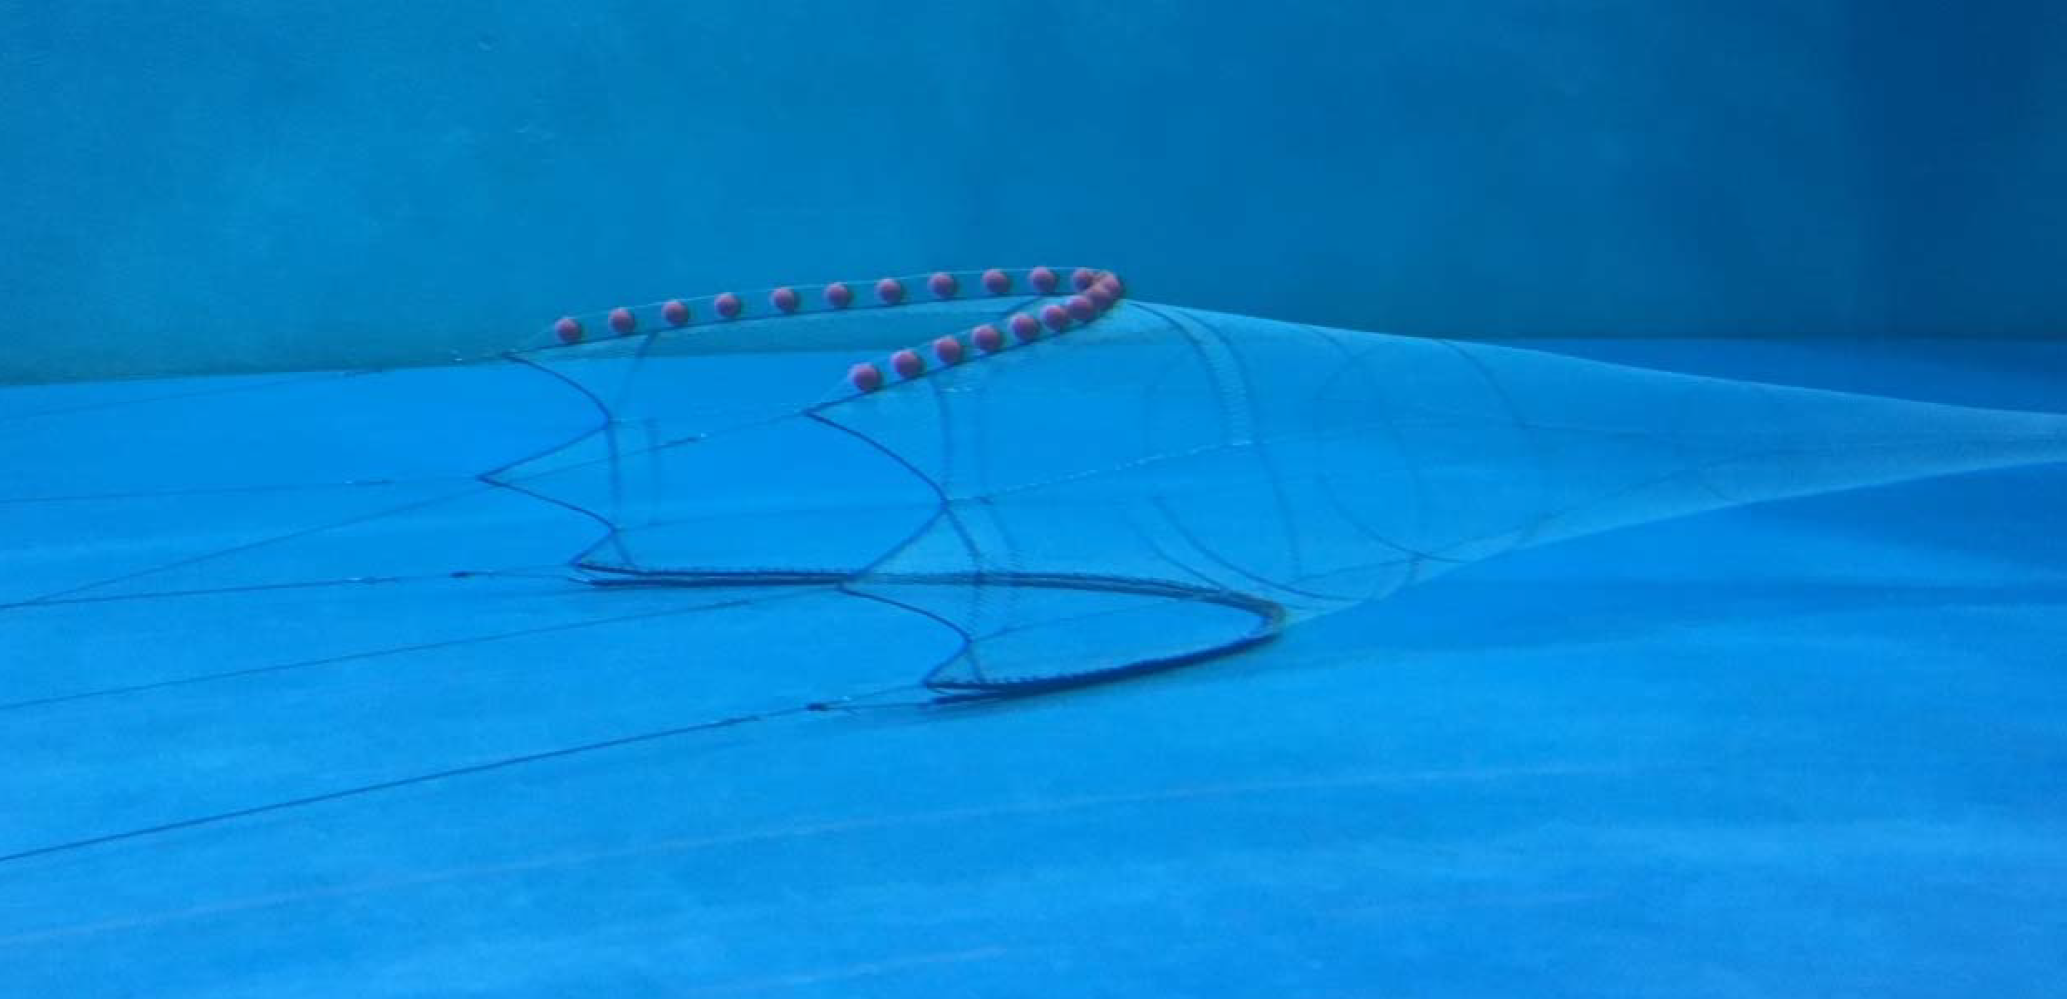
3 267 2065 860
485 268 2067 695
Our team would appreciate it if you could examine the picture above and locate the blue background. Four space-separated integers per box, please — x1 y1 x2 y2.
4 0 2065 382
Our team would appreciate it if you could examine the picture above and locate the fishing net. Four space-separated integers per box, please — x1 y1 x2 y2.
3 265 2065 863
492 265 2067 696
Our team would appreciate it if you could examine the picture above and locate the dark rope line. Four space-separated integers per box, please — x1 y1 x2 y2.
11 483 499 608
5 352 622 609
0 370 354 426
0 587 814 713
0 566 576 613
593 565 1289 698
0 477 443 507
0 683 921 867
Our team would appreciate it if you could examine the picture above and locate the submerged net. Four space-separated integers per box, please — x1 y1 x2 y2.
498 268 1295 697
490 265 2067 697
3 264 2066 862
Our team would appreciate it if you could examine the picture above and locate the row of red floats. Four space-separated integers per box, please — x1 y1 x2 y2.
546 266 1128 394
847 268 1126 393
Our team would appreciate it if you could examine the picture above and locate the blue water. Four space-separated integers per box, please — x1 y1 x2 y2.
5 1 2066 381
3 4 2065 997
